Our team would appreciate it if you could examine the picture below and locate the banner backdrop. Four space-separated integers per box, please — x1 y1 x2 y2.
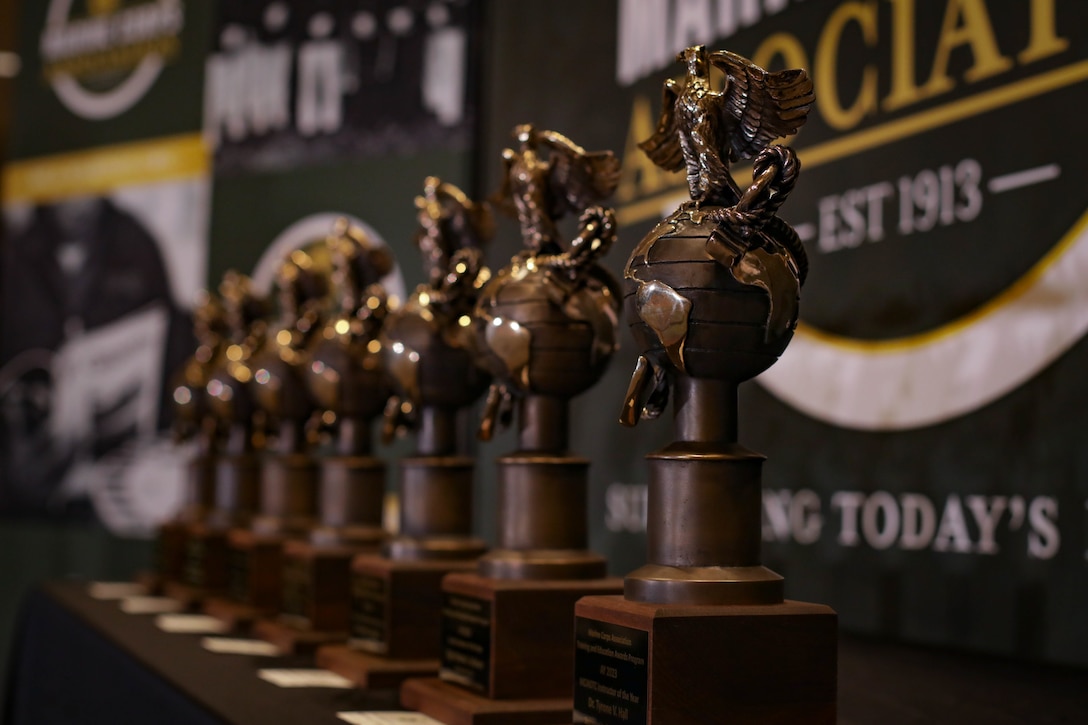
479 0 1088 666
1 137 210 531
203 0 481 294
205 0 478 175
1 0 214 530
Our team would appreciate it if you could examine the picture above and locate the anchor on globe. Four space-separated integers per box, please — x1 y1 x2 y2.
476 124 622 445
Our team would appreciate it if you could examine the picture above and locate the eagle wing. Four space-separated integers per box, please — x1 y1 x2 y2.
637 78 685 172
539 130 621 215
488 149 520 218
710 50 814 161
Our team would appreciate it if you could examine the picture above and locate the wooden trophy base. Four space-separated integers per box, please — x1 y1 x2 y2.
202 597 264 630
205 527 288 627
161 581 208 610
252 536 374 655
352 555 482 659
134 570 165 596
572 595 837 724
314 555 480 689
165 523 230 606
402 572 622 724
402 678 572 725
252 617 347 655
154 519 190 586
318 646 438 690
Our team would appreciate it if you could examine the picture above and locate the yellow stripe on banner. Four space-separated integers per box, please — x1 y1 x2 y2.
2 133 209 203
617 59 1088 227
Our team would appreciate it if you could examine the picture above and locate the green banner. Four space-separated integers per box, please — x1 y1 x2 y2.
480 0 1088 666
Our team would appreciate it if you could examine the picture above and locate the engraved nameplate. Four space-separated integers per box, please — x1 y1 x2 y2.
438 593 491 693
349 573 388 654
281 556 311 623
184 536 206 587
228 545 250 603
155 529 169 575
573 617 648 725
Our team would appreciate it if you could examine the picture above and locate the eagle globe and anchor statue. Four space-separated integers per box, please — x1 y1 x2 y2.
573 47 839 725
402 126 628 722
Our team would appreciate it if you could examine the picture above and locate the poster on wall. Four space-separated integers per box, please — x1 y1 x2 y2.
1 136 210 533
9 0 211 159
480 0 1088 666
204 0 479 175
1 0 212 533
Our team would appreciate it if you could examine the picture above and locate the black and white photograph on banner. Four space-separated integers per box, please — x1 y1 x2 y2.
1 175 209 532
205 0 480 175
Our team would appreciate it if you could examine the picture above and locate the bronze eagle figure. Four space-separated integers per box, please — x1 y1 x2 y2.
493 124 620 253
639 45 814 207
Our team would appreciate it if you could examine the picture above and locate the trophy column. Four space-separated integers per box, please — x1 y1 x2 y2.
153 441 216 591
210 422 318 631
573 47 837 724
172 429 262 606
319 178 491 689
168 273 267 607
206 249 329 633
320 406 487 689
248 226 391 653
254 416 385 653
402 129 624 724
151 292 227 593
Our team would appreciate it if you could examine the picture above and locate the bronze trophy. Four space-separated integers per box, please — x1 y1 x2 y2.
402 128 624 723
152 292 228 591
573 47 837 724
254 223 396 653
319 178 492 689
206 252 331 631
168 272 268 606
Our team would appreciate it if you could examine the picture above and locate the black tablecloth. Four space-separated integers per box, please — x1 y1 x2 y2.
4 581 1087 724
4 582 398 724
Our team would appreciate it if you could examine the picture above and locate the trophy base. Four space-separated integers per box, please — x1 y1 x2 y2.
252 536 380 654
476 548 608 581
134 570 166 596
347 554 480 660
175 522 230 600
435 573 623 701
572 595 837 724
203 597 267 630
155 519 190 585
623 563 784 605
317 645 438 690
383 536 488 562
318 524 385 550
252 617 347 655
161 581 209 610
277 537 379 632
401 677 572 725
223 527 289 614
